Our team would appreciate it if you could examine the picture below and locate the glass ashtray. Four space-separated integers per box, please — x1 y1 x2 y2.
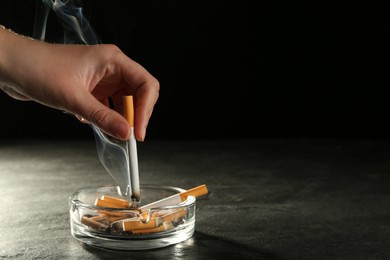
69 185 196 250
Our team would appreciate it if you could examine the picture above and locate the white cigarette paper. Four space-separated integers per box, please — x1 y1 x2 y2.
139 184 208 212
128 127 140 198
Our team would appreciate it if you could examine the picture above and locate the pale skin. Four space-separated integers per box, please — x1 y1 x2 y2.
0 26 159 141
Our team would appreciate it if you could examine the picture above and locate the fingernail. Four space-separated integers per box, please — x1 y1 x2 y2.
138 128 146 142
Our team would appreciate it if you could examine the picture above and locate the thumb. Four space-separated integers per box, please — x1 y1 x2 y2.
76 94 131 140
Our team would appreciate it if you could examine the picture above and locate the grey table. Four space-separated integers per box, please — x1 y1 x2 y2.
0 138 389 260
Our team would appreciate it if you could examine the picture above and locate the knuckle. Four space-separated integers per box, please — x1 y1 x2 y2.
151 78 160 93
103 44 122 57
92 44 122 61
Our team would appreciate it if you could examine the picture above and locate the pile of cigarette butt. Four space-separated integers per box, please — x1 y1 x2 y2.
81 197 185 235
80 184 208 235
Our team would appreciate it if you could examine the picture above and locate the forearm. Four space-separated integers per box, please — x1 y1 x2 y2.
0 25 17 86
0 25 44 98
0 25 74 105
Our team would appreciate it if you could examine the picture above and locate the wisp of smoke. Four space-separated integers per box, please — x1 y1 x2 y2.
34 0 100 45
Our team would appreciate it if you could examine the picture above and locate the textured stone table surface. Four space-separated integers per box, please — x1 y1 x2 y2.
0 138 389 260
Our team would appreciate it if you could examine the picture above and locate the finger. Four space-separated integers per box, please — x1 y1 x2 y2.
117 57 160 141
133 81 159 141
74 93 131 140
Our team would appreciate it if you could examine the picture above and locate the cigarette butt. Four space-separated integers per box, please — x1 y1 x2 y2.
122 218 159 231
94 196 139 218
81 216 110 232
132 221 175 234
94 197 133 209
123 95 134 127
179 184 208 201
90 215 107 221
100 195 133 208
91 214 135 225
146 208 186 222
90 215 111 226
140 208 185 222
111 217 158 233
108 215 135 223
115 208 186 232
98 210 140 218
161 208 187 222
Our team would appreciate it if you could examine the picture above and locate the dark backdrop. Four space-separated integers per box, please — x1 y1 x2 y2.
0 1 389 140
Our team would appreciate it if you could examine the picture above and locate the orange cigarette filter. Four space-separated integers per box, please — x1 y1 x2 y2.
158 208 187 222
100 195 132 208
94 197 139 217
123 95 134 127
132 222 175 235
98 210 138 217
120 208 187 232
179 184 208 201
90 214 134 224
122 218 159 230
95 198 126 209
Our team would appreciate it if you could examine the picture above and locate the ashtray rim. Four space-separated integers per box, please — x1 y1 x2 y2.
69 184 188 210
68 184 197 250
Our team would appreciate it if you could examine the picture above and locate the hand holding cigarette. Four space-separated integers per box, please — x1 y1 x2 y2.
0 26 159 141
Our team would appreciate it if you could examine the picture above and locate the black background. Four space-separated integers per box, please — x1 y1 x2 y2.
0 1 389 140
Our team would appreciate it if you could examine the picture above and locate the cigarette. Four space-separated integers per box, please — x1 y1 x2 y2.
94 195 133 208
112 208 187 232
81 216 110 232
123 95 141 202
118 217 159 231
101 195 133 208
98 210 138 217
138 184 208 212
90 215 111 226
160 208 187 222
93 184 207 213
142 208 187 223
131 221 175 235
94 198 140 218
90 214 136 226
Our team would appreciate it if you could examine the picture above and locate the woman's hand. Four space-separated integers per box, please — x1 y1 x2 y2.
0 26 159 141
